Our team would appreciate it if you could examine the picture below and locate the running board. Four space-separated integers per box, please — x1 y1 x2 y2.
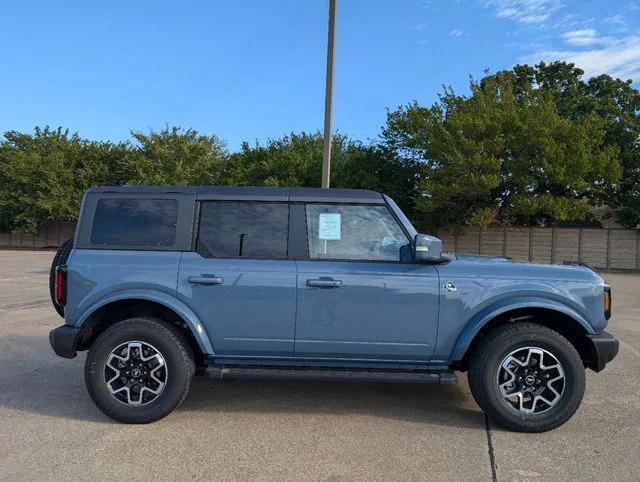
204 366 457 385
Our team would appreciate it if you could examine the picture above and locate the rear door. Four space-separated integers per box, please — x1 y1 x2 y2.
294 203 440 360
177 201 297 357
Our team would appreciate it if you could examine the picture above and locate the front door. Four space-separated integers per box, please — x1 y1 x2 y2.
177 201 296 357
294 203 440 360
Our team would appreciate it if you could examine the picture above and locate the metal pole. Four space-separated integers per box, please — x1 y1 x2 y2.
636 229 640 271
321 0 336 188
606 228 611 269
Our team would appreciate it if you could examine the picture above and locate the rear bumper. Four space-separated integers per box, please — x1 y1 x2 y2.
587 331 619 372
49 325 80 359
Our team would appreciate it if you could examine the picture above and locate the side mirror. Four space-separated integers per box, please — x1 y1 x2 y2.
414 233 443 262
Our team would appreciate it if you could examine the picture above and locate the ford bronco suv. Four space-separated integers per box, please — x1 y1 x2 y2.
49 186 618 431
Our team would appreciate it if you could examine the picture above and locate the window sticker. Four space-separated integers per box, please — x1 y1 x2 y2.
318 213 341 240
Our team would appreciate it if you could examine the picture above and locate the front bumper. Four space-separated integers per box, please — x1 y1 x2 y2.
587 331 619 372
49 325 80 359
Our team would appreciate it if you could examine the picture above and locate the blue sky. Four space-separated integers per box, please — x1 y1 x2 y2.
1 0 638 149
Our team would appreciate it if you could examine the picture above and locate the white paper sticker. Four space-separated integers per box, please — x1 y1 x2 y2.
318 213 341 240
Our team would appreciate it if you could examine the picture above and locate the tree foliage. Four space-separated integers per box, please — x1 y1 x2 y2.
503 62 640 227
0 128 418 231
0 127 128 232
123 127 230 186
229 132 419 215
382 64 627 228
0 61 637 232
0 126 234 231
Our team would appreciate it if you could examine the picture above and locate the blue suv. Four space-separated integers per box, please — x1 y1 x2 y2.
49 186 618 431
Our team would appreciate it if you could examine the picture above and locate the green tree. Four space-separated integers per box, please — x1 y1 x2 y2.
229 132 420 215
228 132 324 187
123 126 230 185
382 70 621 228
0 127 420 232
0 127 129 232
489 62 640 227
333 143 420 219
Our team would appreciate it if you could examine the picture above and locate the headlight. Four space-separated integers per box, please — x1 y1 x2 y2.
604 285 611 320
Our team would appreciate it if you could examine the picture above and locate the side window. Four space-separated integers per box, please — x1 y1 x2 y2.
305 204 410 261
91 198 178 247
197 202 289 259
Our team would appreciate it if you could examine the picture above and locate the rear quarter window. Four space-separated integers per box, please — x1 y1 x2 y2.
90 198 179 247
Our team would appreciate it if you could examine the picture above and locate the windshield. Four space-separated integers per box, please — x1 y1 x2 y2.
383 195 418 240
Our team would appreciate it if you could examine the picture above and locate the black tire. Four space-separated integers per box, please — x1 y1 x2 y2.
85 317 195 424
49 238 74 317
468 322 585 432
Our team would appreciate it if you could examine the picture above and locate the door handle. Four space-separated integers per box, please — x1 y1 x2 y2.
188 275 224 285
306 278 342 288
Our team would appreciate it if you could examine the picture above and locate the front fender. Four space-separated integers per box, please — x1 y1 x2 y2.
75 288 215 355
450 296 595 362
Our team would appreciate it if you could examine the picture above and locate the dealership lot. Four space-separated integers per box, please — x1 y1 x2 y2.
0 250 638 481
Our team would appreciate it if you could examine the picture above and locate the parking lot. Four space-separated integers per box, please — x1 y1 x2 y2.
0 250 638 480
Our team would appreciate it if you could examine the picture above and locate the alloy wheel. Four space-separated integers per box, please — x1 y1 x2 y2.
104 341 168 406
496 346 565 414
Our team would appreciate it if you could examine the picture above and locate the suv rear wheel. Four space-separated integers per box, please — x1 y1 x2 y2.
85 317 195 423
468 322 586 432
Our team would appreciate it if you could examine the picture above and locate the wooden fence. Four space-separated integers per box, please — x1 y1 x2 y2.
436 226 640 271
0 222 638 271
0 221 76 249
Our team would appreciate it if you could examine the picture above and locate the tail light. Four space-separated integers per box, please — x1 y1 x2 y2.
55 266 67 306
603 285 611 320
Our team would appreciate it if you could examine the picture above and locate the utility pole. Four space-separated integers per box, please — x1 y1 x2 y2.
321 0 336 188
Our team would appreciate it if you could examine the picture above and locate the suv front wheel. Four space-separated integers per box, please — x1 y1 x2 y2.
85 317 195 423
468 322 586 432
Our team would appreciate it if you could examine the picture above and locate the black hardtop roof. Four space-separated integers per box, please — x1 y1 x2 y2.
86 185 385 204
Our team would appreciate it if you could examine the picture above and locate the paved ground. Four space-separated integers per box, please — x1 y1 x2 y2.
0 250 637 481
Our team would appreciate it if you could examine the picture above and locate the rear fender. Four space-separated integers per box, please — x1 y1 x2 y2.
75 289 214 355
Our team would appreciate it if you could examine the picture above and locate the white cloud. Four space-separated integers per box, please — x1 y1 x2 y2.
603 14 627 26
562 29 600 46
522 35 640 81
449 29 464 37
482 0 564 24
480 0 640 82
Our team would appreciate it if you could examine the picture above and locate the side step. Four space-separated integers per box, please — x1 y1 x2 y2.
204 366 457 385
